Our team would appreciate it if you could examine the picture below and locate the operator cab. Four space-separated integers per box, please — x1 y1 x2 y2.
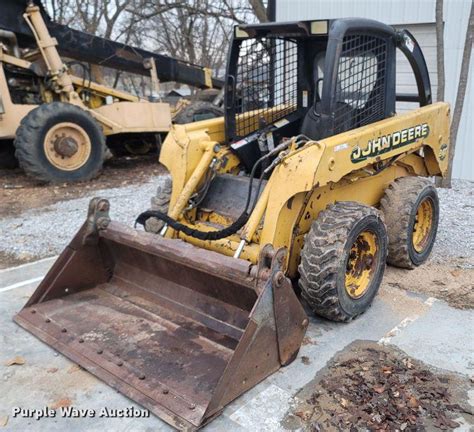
224 19 432 173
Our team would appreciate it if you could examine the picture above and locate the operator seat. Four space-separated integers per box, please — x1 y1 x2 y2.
300 52 354 140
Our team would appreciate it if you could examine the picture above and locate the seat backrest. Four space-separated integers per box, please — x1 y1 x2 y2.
300 53 325 140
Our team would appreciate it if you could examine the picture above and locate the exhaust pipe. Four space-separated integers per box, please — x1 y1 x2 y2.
0 30 20 57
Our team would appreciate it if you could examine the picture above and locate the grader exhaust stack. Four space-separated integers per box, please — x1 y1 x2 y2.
14 198 307 430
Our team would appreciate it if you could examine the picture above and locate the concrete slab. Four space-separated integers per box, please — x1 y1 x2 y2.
0 257 55 292
388 300 474 375
1 259 472 431
228 384 295 432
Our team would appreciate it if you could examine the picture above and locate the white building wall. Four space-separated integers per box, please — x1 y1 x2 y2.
276 0 473 180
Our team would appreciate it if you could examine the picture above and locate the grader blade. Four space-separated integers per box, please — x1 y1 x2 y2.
14 198 307 431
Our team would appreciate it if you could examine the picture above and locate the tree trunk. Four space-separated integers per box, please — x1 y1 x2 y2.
434 0 445 187
436 0 445 102
441 1 473 188
249 0 268 23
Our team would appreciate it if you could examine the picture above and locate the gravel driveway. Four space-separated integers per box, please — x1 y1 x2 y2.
0 180 158 263
0 178 472 265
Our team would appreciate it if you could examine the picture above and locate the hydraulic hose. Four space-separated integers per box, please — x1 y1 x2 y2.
135 139 295 240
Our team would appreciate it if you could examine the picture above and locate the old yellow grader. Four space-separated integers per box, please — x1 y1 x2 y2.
0 0 222 181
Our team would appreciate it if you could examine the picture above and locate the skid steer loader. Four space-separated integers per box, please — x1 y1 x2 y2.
15 19 450 430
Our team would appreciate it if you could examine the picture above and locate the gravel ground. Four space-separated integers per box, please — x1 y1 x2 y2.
432 179 474 264
0 177 472 265
0 179 159 263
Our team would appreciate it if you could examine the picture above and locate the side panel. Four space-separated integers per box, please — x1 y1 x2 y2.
0 62 36 139
259 102 450 273
285 165 410 276
94 102 172 135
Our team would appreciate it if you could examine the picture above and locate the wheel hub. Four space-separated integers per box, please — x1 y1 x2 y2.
345 231 378 299
412 198 434 253
44 122 92 171
53 135 79 158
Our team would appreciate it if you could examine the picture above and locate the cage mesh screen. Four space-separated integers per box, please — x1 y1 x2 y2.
234 37 298 138
334 34 387 133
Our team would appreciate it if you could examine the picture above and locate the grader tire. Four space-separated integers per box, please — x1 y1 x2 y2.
14 102 105 183
298 202 388 322
380 176 439 269
145 175 172 233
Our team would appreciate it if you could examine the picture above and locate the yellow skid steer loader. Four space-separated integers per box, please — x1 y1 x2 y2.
15 19 450 430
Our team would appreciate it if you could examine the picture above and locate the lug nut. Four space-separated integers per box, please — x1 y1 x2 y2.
61 328 67 333
45 318 51 323
162 389 169 395
138 374 146 380
97 349 103 354
78 338 84 343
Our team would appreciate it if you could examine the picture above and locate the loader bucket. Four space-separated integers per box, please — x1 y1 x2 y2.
14 198 307 430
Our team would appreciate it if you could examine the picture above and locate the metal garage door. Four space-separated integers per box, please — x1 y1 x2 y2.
393 23 437 112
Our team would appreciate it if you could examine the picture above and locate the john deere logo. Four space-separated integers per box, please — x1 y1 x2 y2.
351 123 430 163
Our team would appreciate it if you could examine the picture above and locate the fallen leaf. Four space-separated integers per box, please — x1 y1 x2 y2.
340 398 348 408
433 415 460 429
302 336 317 346
0 416 8 427
450 269 461 277
47 368 58 374
407 396 419 408
49 398 72 410
5 356 25 366
67 364 82 374
294 410 312 421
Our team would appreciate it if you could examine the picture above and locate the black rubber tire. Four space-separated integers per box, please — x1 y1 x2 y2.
298 202 388 322
380 176 439 269
0 141 19 169
144 174 172 233
14 102 105 182
173 101 223 124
